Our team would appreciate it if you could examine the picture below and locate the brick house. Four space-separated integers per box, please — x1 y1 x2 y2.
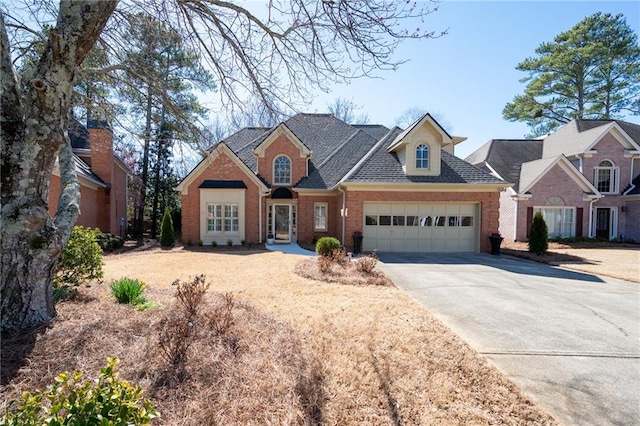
466 119 640 242
177 113 509 253
48 119 129 237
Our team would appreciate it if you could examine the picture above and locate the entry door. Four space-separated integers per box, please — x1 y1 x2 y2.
274 205 291 242
595 208 610 239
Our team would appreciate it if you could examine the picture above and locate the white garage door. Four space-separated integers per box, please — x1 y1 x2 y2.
362 203 478 252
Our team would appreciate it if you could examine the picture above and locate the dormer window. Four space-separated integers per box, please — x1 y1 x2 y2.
274 155 291 185
595 160 618 194
416 144 429 169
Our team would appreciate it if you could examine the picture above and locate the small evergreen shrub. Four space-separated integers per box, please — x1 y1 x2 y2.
111 277 145 305
211 240 218 247
54 226 104 287
160 209 175 247
528 211 549 255
315 236 341 257
0 358 158 425
197 240 203 246
226 239 233 247
96 232 125 251
241 239 247 246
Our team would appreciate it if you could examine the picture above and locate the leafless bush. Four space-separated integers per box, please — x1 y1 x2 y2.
332 248 350 268
157 312 197 367
173 274 210 318
317 255 333 274
205 293 235 337
355 253 378 274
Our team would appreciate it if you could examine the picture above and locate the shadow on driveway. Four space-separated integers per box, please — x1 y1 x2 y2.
376 252 605 283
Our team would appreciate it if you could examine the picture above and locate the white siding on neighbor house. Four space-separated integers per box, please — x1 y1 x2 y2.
362 202 479 252
200 189 246 245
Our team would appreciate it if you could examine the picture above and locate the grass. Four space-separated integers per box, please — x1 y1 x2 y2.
1 248 558 425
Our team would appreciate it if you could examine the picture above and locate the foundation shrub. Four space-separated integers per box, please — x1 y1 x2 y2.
528 212 549 255
356 253 378 273
315 236 341 257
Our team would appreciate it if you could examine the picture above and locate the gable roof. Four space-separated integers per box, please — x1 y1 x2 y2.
519 155 600 196
198 113 503 191
543 119 640 158
387 113 456 152
466 139 543 191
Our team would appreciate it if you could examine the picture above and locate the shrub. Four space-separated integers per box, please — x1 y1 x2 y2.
160 209 175 247
528 211 549 255
315 236 341 257
332 248 349 268
111 277 145 305
227 239 233 247
317 255 333 274
241 239 247 246
356 253 378 273
1 358 158 425
54 226 104 287
211 240 218 247
173 274 210 318
96 232 124 251
197 240 203 246
205 293 235 337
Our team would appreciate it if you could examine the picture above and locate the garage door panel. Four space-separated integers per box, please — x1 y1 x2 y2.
362 202 478 253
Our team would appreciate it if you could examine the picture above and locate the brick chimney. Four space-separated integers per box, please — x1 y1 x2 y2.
88 120 114 233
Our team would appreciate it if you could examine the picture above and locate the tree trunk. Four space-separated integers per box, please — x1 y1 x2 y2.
0 1 118 331
136 83 154 236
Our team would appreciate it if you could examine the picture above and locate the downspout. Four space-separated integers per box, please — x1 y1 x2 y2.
338 185 346 244
588 198 597 238
513 197 518 241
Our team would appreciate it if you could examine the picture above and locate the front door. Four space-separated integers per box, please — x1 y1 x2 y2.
274 204 291 242
595 208 610 239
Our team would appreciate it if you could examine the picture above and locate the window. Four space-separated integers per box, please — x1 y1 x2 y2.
393 215 405 226
208 203 238 233
314 203 328 231
416 144 429 169
207 204 222 232
406 216 419 226
274 155 291 185
224 204 239 232
365 215 378 225
595 160 618 194
535 207 575 238
379 215 391 226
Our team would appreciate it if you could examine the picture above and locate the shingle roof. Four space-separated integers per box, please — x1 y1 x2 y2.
466 139 543 191
347 128 504 185
213 113 503 190
624 174 640 196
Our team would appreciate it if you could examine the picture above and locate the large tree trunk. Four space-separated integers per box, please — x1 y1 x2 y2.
0 1 118 331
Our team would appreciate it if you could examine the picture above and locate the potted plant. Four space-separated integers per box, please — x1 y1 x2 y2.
267 232 275 245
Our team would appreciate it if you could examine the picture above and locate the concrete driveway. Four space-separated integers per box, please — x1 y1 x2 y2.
377 253 640 426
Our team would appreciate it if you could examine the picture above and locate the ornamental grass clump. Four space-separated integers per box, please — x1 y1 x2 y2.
111 277 146 305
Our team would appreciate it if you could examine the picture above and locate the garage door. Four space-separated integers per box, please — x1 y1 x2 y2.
363 203 478 252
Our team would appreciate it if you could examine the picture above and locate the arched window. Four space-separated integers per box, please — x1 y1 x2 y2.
416 144 429 169
273 155 291 185
595 160 618 193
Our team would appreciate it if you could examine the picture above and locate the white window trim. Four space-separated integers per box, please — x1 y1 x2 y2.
594 160 619 194
314 202 328 232
534 206 576 239
207 202 239 235
416 144 429 169
273 155 292 186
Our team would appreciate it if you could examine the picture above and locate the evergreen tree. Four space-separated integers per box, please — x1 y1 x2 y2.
528 212 549 255
160 209 175 247
503 13 640 137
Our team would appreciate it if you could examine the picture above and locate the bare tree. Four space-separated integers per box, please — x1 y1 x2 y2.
1 0 444 330
328 97 370 124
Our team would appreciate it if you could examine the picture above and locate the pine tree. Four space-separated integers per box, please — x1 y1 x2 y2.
528 212 549 255
160 209 175 247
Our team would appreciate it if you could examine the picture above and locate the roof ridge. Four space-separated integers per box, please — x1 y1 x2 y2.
316 129 368 169
337 126 401 186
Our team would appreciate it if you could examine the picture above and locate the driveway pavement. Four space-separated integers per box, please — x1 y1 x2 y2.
377 253 640 426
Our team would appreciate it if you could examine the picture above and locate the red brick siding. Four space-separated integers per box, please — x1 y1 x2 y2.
516 164 591 241
623 200 640 241
343 190 500 253
181 151 262 244
48 175 101 230
296 194 341 243
257 134 307 186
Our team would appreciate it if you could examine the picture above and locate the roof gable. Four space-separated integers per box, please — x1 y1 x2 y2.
253 123 311 158
387 113 461 152
519 155 600 196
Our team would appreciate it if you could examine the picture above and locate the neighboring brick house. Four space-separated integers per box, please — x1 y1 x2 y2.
466 119 640 242
177 113 508 253
48 119 129 237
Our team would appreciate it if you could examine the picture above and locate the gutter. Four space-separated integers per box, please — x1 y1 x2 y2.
259 189 271 243
338 186 346 244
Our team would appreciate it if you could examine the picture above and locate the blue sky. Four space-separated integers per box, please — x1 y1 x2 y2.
306 1 640 159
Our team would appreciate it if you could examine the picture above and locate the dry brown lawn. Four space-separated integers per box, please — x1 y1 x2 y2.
502 241 639 283
2 246 557 425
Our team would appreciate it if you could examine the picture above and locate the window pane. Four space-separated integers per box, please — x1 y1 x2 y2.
314 205 327 230
434 216 446 227
379 215 391 226
393 215 405 226
406 216 419 226
461 216 473 226
365 215 378 225
448 216 460 227
419 216 432 226
274 156 291 184
416 144 429 169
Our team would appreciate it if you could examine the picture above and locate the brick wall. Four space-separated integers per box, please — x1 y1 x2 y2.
498 189 517 241
296 194 341 243
48 174 101 230
343 190 500 253
181 151 262 244
257 133 307 185
623 200 640 241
